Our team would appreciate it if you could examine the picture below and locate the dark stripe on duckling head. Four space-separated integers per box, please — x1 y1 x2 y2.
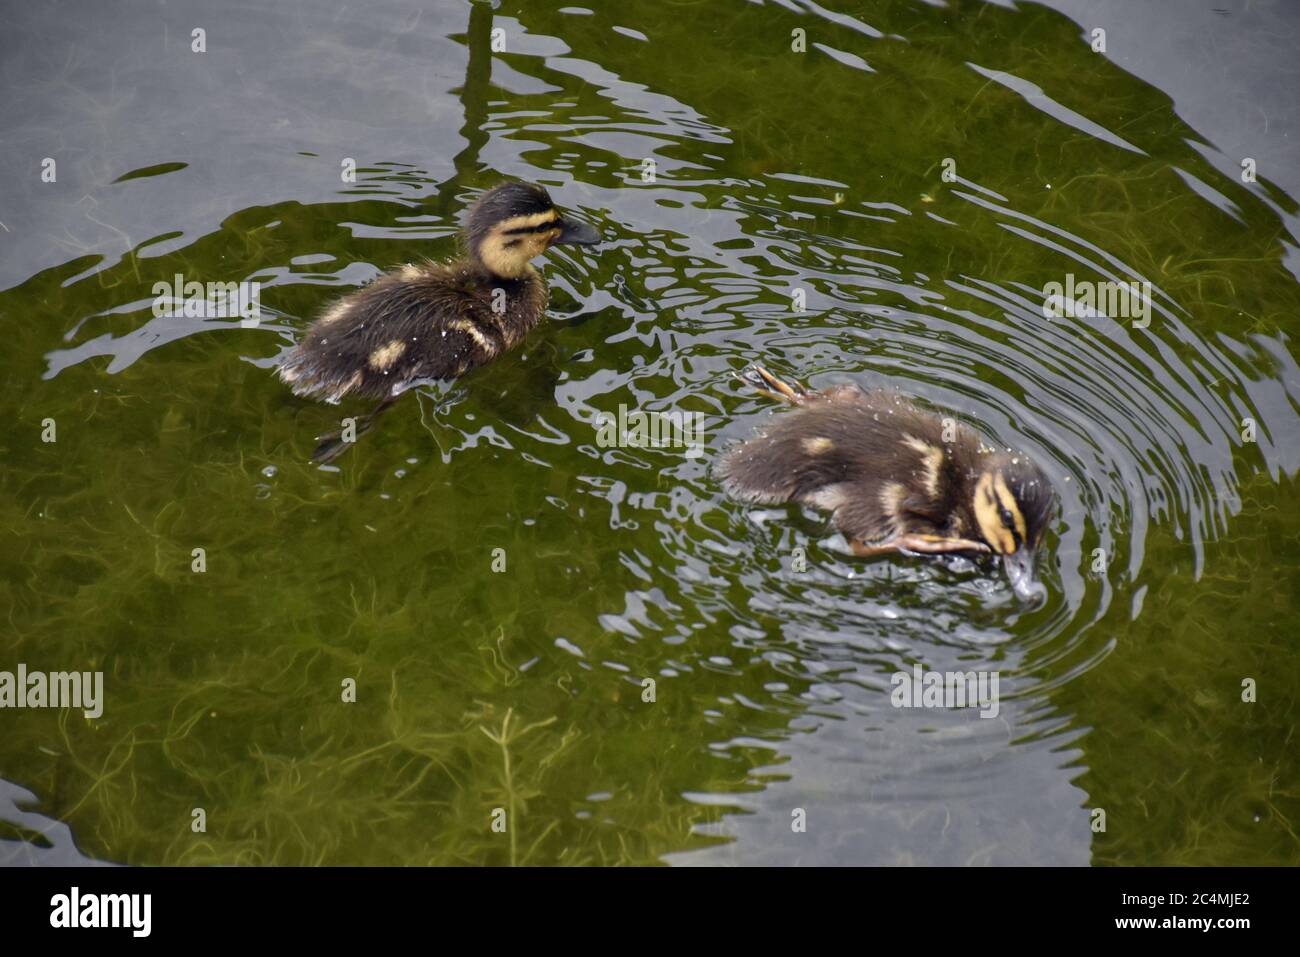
973 471 1019 555
501 211 562 235
998 474 1028 544
465 184 556 272
477 215 565 279
466 183 555 244
479 230 549 278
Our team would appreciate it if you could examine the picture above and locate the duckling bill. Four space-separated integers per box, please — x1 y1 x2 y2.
278 182 600 459
717 366 1055 602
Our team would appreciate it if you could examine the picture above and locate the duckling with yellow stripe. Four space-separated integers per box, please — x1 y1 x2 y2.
278 182 600 458
717 366 1056 602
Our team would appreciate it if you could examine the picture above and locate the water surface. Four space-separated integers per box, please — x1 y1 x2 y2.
2 0 1298 866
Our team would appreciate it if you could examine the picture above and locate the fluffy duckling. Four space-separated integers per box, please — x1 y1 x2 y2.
278 182 600 458
717 366 1055 601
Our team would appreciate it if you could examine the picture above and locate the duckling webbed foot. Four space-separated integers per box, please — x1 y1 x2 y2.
739 365 813 405
851 534 992 557
312 396 399 464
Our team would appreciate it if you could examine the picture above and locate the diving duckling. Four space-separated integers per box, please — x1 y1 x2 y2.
278 182 600 458
717 366 1055 602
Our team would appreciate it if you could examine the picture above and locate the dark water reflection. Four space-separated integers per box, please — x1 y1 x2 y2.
2 0 1297 865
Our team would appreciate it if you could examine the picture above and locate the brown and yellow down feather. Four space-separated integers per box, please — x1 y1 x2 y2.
716 382 984 546
278 262 547 402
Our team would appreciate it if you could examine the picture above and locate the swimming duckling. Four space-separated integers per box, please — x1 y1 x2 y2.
717 366 1055 602
278 182 600 458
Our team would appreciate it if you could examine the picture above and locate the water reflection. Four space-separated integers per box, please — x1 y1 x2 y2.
0 778 110 867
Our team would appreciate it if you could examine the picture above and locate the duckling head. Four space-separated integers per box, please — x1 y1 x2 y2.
465 182 601 279
972 455 1055 603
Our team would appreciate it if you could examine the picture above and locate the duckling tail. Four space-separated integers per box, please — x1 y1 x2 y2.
738 365 811 405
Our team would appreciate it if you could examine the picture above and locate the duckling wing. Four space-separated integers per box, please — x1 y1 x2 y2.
717 394 964 545
279 272 507 402
817 477 952 545
716 424 896 543
716 403 860 506
279 318 479 402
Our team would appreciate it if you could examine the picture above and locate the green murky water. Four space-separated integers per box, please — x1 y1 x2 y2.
2 0 1298 866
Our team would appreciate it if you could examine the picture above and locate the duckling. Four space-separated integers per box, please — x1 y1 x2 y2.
717 366 1055 601
278 182 600 458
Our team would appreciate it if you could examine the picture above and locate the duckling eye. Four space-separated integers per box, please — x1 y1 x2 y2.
999 507 1015 528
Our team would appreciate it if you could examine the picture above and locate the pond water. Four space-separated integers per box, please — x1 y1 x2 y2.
1 0 1297 866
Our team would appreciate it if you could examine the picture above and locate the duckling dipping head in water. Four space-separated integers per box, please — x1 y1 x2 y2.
278 182 600 406
717 366 1056 602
